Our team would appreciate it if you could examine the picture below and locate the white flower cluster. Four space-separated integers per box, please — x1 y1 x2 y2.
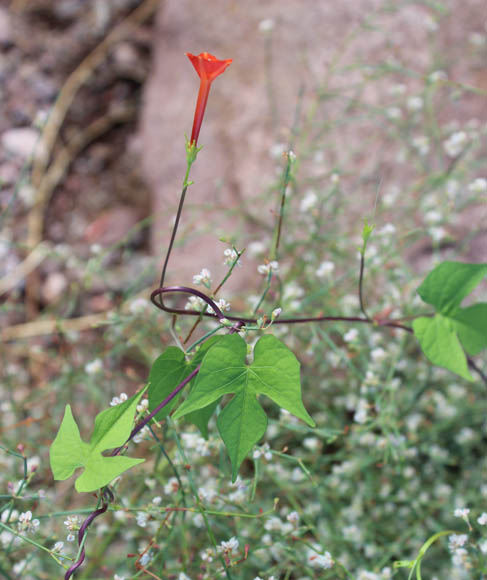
64 514 80 542
85 358 103 375
181 432 212 457
192 268 212 287
185 295 206 312
257 261 279 276
443 131 467 157
110 392 128 406
129 297 149 315
449 533 468 551
316 260 335 278
217 536 239 554
223 248 242 267
306 546 334 569
207 298 231 316
17 511 40 534
252 442 272 461
412 135 430 156
468 177 487 194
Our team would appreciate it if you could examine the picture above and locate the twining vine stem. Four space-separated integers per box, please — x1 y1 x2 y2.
67 145 414 578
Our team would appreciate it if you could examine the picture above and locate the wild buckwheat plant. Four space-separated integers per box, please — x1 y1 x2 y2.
1 9 486 580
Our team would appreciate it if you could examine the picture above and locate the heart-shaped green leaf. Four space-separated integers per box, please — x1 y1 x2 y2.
50 388 146 493
174 334 314 480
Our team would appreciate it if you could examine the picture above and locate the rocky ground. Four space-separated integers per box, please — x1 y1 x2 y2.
0 0 485 333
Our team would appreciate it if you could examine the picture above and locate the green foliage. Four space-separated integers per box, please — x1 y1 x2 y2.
360 218 375 254
49 387 146 492
174 334 315 480
413 261 487 380
148 347 189 421
148 336 223 436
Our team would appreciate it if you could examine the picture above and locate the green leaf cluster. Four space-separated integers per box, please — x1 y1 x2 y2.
173 334 315 480
50 388 146 492
147 336 222 437
412 261 487 381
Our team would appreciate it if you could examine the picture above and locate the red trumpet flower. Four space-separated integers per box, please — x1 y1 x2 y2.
186 52 232 146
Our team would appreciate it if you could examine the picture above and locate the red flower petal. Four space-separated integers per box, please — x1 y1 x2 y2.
186 52 232 146
186 52 232 83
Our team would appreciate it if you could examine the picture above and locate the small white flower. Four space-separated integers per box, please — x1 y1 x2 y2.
443 131 467 157
407 96 424 111
110 392 128 406
257 261 279 275
371 347 386 363
454 507 470 519
164 477 180 495
247 240 266 256
178 573 191 580
477 512 487 525
469 32 485 47
17 511 40 534
270 143 286 159
300 190 318 212
136 511 148 528
429 70 448 83
388 83 406 96
139 552 152 566
287 511 300 525
217 536 239 554
258 18 275 33
429 226 447 242
378 223 396 236
448 533 468 551
53 541 64 553
264 516 284 532
467 178 487 194
64 515 80 532
424 15 438 31
207 298 231 316
271 307 282 320
192 268 212 287
185 295 206 312
344 328 359 343
307 547 334 569
316 261 335 278
386 106 402 120
253 442 272 461
354 403 368 424
136 398 149 414
424 210 442 225
330 172 340 184
303 436 320 451
85 359 103 375
412 135 430 155
223 248 242 267
67 533 76 542
201 547 215 562
129 298 149 315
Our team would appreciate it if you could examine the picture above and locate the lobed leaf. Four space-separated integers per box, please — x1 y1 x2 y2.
50 387 146 493
416 261 486 314
147 336 224 435
174 333 315 480
413 261 486 380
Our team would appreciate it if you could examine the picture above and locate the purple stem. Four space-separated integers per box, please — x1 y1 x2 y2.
111 365 201 456
150 287 412 332
64 501 109 580
66 367 201 579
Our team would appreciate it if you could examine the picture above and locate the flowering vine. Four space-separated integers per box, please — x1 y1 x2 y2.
186 51 232 146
